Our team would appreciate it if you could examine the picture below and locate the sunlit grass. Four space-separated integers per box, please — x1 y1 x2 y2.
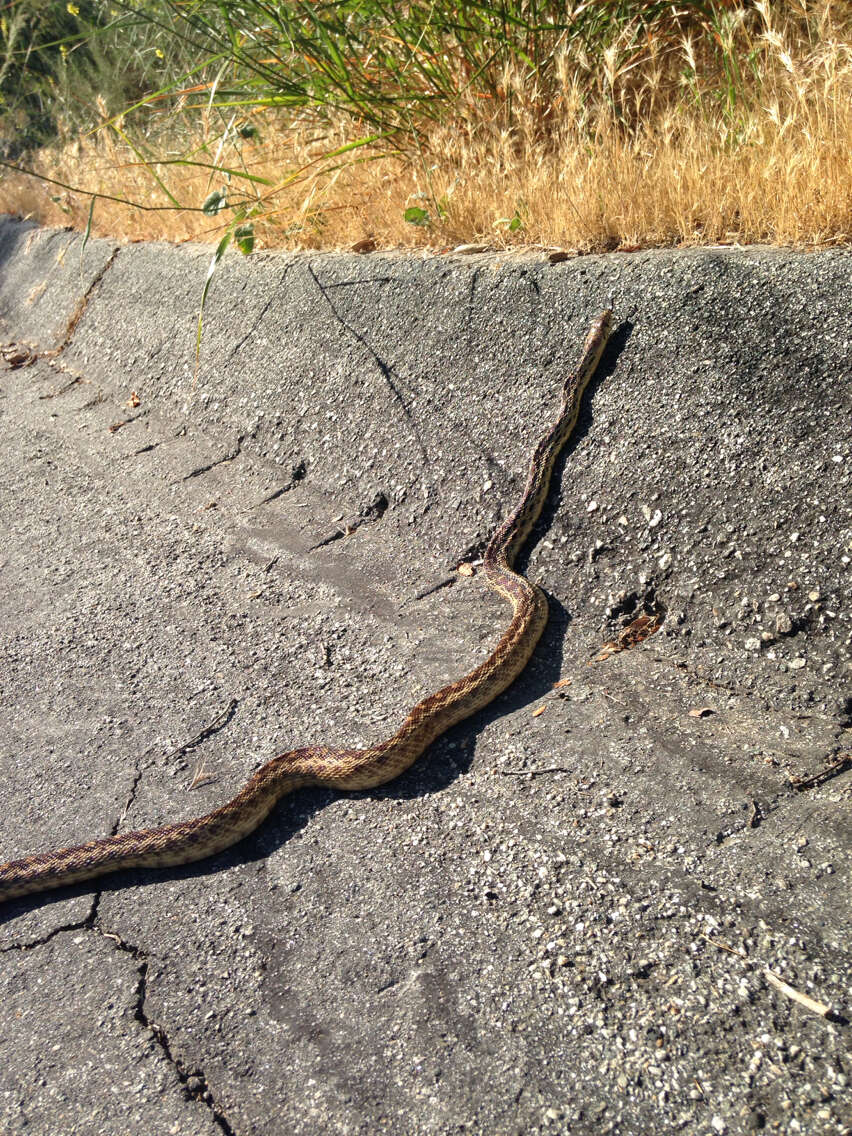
0 0 849 250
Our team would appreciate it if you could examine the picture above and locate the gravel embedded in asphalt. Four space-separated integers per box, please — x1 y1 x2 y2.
0 218 849 1135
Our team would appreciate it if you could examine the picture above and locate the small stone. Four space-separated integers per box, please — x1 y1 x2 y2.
775 612 793 635
711 1117 727 1134
789 657 806 670
587 500 598 512
744 637 761 651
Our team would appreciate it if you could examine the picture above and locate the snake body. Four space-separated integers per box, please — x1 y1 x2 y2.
0 308 612 903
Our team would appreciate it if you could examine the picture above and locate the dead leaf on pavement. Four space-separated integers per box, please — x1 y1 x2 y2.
591 611 665 663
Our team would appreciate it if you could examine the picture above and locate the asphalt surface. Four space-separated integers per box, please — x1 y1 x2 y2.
0 217 850 1136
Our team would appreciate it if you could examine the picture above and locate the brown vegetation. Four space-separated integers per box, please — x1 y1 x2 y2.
1 1 849 251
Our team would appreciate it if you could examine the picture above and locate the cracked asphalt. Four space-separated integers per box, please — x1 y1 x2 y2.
0 218 850 1135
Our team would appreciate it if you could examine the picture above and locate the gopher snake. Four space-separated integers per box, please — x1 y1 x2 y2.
0 308 612 903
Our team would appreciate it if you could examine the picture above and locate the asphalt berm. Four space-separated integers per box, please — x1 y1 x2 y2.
0 216 849 1136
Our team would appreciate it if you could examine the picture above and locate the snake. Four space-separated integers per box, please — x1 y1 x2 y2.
0 307 613 903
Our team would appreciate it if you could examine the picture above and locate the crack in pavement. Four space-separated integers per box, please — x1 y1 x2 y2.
1 243 121 375
112 761 144 836
404 574 457 606
0 761 144 945
225 262 295 366
305 260 428 462
1 758 238 1131
94 923 238 1136
0 910 95 953
245 457 307 511
47 246 121 358
37 372 83 400
85 760 238 1129
307 490 389 551
174 433 245 484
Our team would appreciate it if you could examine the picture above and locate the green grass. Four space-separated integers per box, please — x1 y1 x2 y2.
2 1 771 156
0 0 203 154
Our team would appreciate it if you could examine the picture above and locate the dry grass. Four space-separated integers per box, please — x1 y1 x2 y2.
1 0 850 251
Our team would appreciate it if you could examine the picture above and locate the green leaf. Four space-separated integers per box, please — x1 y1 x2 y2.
195 230 233 369
202 188 228 216
234 223 254 255
79 196 95 276
508 214 523 232
403 206 430 227
82 196 96 250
